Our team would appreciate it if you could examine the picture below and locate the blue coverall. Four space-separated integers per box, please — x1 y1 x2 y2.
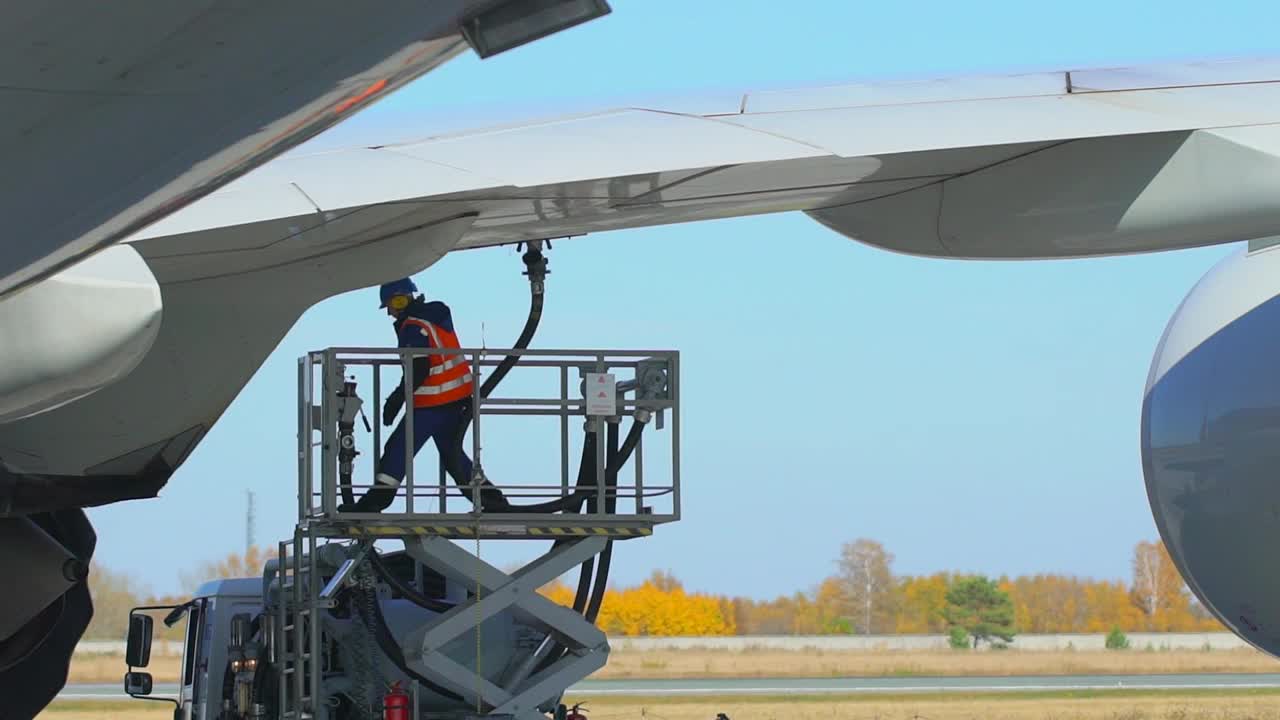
376 300 474 491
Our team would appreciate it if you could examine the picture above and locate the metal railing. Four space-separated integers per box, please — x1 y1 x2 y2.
297 347 680 535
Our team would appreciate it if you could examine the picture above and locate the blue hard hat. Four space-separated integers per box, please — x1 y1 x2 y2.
379 278 417 307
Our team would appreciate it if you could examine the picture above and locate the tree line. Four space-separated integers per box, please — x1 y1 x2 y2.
84 538 1222 641
721 538 1220 638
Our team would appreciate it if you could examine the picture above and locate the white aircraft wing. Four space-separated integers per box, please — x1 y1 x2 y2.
133 55 1280 267
5 57 1280 479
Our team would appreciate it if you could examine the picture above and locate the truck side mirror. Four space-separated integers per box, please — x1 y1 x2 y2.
126 614 153 668
124 670 154 696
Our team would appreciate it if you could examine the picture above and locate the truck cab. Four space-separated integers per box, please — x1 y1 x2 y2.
125 579 263 720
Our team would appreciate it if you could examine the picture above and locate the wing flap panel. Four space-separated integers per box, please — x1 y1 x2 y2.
741 71 1067 114
1071 58 1280 92
724 82 1280 158
386 109 828 188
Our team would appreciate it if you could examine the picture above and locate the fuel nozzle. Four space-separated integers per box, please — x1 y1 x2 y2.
520 239 550 294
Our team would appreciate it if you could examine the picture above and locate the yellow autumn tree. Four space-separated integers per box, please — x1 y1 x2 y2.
1007 575 1090 633
1080 580 1142 632
894 574 950 633
539 578 577 608
540 571 733 636
813 578 850 634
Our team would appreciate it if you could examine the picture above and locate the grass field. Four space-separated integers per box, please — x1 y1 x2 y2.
70 647 1280 684
39 689 1280 720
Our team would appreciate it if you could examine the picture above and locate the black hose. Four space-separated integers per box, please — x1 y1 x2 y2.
585 542 613 624
612 421 646 480
471 412 606 516
486 409 654 516
356 582 465 704
536 420 646 674
532 430 608 676
367 548 455 614
444 242 645 517
593 422 618 514
583 420 646 623
568 432 597 614
444 244 582 512
584 423 622 624
478 245 547 398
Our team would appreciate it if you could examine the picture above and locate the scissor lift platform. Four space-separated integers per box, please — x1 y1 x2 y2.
276 347 680 719
298 347 679 533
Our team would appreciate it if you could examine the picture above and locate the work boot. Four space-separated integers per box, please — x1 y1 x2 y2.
479 489 512 513
338 487 395 513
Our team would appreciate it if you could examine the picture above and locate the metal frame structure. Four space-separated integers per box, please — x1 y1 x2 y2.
272 346 681 719
402 536 611 717
298 347 681 537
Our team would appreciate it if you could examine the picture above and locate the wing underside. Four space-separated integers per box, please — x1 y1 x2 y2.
0 1 499 298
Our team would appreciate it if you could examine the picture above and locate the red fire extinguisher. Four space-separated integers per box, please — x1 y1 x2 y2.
383 681 410 720
566 702 589 720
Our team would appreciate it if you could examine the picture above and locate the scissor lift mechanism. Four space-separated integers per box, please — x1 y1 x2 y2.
277 347 680 719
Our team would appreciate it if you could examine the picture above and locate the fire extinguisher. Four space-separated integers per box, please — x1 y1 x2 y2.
566 702 588 720
383 681 410 720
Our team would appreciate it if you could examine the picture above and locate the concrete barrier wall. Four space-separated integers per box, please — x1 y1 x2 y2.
78 633 1250 656
78 639 184 656
610 633 1251 651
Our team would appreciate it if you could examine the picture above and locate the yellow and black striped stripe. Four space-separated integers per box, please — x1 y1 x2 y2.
527 526 651 537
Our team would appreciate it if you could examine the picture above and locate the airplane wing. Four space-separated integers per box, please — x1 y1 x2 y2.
0 0 533 299
5 57 1280 482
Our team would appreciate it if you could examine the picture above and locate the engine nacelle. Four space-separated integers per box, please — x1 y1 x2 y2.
1143 243 1280 653
0 245 160 424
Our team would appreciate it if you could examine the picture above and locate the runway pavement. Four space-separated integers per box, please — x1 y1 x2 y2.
57 673 1280 702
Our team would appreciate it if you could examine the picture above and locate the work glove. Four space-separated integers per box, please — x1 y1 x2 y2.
382 392 404 427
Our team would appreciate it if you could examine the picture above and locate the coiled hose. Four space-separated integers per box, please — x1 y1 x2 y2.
535 418 647 676
367 548 454 614
351 562 465 704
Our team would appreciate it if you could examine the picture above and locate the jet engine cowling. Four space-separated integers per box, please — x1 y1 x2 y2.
0 245 161 425
1143 242 1280 653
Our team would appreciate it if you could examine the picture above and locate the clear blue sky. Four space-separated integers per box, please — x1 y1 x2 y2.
91 0 1280 599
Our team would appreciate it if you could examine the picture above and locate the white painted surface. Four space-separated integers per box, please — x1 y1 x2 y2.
0 245 161 424
585 373 617 416
740 72 1067 114
126 57 1280 255
1070 58 1280 92
1146 244 1280 389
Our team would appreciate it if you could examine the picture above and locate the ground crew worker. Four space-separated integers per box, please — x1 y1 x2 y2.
339 278 509 513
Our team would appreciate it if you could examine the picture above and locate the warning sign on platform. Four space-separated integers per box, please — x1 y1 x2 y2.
585 372 617 416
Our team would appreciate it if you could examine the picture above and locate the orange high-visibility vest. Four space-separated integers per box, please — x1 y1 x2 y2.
400 316 474 407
